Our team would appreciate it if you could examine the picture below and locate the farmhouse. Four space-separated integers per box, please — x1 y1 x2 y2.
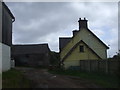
59 18 109 69
12 44 50 67
0 2 15 71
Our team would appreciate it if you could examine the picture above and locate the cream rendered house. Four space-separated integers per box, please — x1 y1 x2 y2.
59 18 109 69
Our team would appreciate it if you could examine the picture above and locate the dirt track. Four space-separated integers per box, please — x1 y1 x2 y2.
15 67 101 88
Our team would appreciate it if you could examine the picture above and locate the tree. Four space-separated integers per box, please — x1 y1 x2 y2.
49 51 60 66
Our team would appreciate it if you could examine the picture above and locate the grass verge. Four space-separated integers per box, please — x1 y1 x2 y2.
48 69 119 88
2 68 31 88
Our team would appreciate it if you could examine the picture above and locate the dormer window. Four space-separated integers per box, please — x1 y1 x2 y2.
79 45 84 52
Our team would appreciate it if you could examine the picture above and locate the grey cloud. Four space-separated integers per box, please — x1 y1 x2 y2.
6 2 118 56
7 2 79 44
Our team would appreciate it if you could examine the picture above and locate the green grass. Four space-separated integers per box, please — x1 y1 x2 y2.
2 69 32 88
49 69 119 88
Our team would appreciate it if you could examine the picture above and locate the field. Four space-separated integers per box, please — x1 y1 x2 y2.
2 69 31 88
2 68 120 88
49 69 119 88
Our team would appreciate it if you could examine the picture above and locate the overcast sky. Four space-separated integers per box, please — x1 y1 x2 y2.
6 2 118 57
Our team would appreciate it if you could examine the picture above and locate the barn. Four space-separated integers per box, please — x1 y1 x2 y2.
12 44 50 67
0 2 15 71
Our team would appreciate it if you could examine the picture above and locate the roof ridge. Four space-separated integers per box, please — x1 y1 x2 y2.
12 43 48 46
86 28 109 49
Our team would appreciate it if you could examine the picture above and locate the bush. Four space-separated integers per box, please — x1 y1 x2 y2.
49 51 60 66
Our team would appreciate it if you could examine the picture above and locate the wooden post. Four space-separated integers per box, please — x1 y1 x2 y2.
80 60 81 71
106 60 108 74
89 60 91 72
98 60 99 72
83 61 85 71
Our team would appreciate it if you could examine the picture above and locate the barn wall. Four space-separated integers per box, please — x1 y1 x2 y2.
0 43 2 73
13 53 50 67
0 43 11 71
0 2 2 74
2 2 13 46
0 2 2 43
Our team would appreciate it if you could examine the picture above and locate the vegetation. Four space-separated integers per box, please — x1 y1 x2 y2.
109 51 120 60
49 69 119 88
112 54 120 60
49 51 60 66
48 51 120 88
2 69 31 88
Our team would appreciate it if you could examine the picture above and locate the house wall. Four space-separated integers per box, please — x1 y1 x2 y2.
0 43 11 71
63 42 99 69
61 28 107 61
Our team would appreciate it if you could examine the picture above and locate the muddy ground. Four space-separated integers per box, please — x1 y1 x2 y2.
15 67 102 88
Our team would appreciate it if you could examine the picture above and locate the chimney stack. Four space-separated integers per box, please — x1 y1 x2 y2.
78 17 88 30
72 30 79 37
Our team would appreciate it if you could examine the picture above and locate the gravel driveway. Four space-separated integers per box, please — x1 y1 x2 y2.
15 67 101 88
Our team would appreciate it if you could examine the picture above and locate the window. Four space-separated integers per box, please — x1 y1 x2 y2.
79 45 84 52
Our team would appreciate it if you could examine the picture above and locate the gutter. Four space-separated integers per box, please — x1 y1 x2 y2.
12 18 15 22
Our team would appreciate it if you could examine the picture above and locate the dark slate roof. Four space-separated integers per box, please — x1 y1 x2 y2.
12 44 50 55
59 37 71 51
86 28 109 49
2 2 15 20
71 28 109 49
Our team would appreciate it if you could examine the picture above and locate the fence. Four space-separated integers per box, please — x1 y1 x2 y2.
80 59 120 74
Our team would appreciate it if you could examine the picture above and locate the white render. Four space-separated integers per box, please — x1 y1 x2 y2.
11 60 15 68
0 43 11 71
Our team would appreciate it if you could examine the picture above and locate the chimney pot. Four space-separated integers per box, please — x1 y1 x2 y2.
78 17 88 30
84 17 86 20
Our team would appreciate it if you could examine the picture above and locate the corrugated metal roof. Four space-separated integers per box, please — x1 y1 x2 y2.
12 44 50 55
2 2 15 20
